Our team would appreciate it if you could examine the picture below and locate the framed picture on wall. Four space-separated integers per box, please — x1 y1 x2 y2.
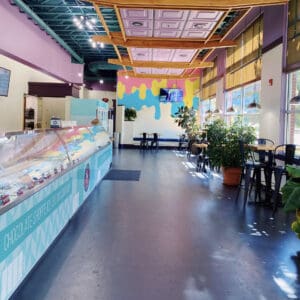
0 67 11 97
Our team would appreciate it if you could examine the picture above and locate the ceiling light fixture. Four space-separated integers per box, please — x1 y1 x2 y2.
132 21 143 27
193 23 205 29
99 79 104 84
290 95 300 105
73 16 96 31
125 75 129 79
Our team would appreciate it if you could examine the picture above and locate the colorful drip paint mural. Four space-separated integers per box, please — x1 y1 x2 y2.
117 76 200 120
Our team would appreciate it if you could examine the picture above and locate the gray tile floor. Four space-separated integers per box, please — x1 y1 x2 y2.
12 149 300 300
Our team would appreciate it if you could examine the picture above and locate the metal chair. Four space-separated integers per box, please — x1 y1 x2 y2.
236 140 267 205
140 132 149 149
150 133 159 149
272 144 296 213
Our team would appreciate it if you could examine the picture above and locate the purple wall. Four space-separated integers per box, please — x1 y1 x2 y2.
0 1 83 84
263 5 286 49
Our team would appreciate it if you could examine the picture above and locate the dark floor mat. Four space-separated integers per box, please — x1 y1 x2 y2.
103 169 141 181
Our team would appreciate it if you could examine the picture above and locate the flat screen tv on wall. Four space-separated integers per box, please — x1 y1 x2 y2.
159 88 183 102
0 67 11 97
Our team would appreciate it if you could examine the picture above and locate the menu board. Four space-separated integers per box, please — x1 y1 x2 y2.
0 67 11 96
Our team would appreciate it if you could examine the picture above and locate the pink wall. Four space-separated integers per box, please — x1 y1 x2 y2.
0 1 83 84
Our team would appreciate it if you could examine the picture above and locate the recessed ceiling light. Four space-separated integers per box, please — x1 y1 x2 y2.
125 75 129 79
99 79 104 84
193 23 205 29
132 21 143 27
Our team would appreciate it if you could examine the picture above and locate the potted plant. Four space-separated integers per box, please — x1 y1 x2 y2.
124 107 137 121
206 119 256 186
174 106 200 140
281 165 300 238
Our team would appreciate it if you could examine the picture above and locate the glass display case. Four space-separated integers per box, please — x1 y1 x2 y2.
0 125 110 209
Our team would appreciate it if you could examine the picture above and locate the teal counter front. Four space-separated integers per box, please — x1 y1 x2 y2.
0 125 112 300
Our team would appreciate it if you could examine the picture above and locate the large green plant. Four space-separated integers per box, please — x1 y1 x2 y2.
174 106 200 139
206 119 256 168
281 166 300 238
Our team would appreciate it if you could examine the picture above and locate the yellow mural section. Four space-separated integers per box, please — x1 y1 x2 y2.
117 81 126 99
151 79 167 96
184 78 200 107
139 84 147 99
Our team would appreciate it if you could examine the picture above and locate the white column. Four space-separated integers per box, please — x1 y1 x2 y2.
259 44 284 144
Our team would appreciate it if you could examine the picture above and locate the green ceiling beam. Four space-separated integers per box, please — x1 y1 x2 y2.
13 0 84 64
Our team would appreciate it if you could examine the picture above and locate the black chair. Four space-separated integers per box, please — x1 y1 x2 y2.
236 140 267 205
272 144 296 213
140 132 149 149
195 141 209 173
178 134 188 151
150 133 159 149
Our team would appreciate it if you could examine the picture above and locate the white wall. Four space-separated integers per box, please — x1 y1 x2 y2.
41 97 67 128
133 104 184 146
82 89 116 108
259 44 283 144
0 55 62 132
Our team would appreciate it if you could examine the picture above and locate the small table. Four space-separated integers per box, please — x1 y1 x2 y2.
193 143 208 149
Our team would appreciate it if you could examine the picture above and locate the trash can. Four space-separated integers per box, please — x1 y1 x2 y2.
113 132 120 148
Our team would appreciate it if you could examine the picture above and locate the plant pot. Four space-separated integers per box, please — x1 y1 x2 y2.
222 167 242 186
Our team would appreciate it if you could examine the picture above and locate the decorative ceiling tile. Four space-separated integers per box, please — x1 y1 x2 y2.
130 48 152 60
152 49 175 61
185 21 215 31
181 31 209 38
134 67 151 74
154 20 185 30
155 9 189 20
124 29 153 37
151 68 169 74
167 69 184 75
123 19 153 30
172 49 197 62
153 30 182 38
189 10 223 21
120 8 153 20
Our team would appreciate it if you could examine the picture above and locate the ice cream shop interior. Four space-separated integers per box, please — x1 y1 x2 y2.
2 0 300 299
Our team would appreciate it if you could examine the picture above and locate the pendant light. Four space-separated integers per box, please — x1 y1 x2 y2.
226 106 235 113
290 95 300 105
247 82 261 109
213 108 222 114
247 101 261 109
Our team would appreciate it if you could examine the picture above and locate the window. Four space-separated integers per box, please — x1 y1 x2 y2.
200 97 216 125
286 70 300 144
225 81 261 133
